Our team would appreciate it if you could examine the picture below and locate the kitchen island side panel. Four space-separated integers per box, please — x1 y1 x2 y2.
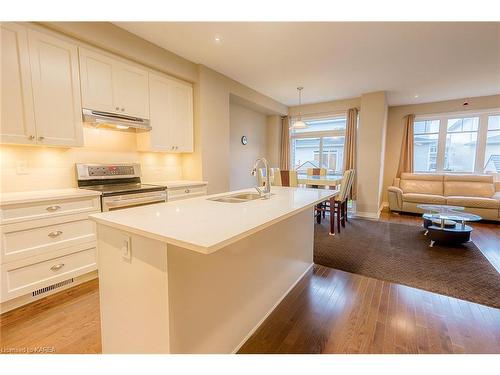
97 224 170 353
166 208 314 353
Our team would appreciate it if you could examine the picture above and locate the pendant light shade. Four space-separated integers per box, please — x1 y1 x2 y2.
292 120 308 129
292 87 308 130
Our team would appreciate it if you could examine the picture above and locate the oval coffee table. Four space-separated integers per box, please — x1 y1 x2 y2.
417 204 482 247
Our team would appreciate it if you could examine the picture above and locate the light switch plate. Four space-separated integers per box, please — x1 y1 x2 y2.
16 160 29 174
120 235 132 262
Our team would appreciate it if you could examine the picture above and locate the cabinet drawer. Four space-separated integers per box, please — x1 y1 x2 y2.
1 196 100 224
1 246 97 302
167 185 207 202
1 216 96 264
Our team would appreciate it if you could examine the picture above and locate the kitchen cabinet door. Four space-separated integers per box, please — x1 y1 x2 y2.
114 63 149 119
79 48 149 119
28 29 83 147
169 81 193 152
79 48 117 114
0 23 37 145
137 73 193 153
137 73 173 152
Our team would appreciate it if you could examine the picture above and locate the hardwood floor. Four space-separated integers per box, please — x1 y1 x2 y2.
1 213 498 354
0 279 101 354
238 265 500 353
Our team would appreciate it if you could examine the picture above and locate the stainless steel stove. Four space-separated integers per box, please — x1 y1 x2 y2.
76 163 166 211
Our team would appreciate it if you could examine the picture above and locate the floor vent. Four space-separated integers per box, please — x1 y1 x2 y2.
32 278 74 297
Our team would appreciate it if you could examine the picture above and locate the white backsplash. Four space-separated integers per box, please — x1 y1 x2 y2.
1 127 184 193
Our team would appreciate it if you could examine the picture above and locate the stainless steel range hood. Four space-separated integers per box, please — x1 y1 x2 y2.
82 108 151 131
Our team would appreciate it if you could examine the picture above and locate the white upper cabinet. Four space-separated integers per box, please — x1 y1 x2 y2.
79 48 149 119
169 82 193 153
28 29 83 147
137 73 193 153
1 23 36 145
1 24 83 147
78 48 116 113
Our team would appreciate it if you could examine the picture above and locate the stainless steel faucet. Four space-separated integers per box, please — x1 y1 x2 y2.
251 157 271 199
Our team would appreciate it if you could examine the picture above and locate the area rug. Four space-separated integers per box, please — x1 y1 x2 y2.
314 218 500 308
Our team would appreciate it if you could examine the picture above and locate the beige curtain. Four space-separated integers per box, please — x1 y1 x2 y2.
396 114 415 177
280 116 290 170
343 108 358 199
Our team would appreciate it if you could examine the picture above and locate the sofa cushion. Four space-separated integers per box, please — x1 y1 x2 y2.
403 193 446 204
400 173 444 181
400 176 444 195
443 174 494 183
446 196 500 209
444 181 494 198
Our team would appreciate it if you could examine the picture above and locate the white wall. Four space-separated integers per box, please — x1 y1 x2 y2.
229 102 268 190
266 115 281 168
191 66 287 194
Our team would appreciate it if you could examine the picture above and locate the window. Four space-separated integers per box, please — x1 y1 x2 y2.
412 110 500 175
290 116 346 175
484 115 500 173
444 117 479 172
413 120 439 172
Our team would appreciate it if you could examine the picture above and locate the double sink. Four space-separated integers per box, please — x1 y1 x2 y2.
208 192 274 203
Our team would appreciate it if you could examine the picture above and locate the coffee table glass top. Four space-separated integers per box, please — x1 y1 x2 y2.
418 204 482 222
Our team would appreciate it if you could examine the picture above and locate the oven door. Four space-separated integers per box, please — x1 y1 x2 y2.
102 191 167 211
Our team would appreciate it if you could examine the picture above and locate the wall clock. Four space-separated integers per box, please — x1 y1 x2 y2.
241 136 248 145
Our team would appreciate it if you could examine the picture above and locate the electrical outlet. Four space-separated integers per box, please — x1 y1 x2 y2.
16 160 29 174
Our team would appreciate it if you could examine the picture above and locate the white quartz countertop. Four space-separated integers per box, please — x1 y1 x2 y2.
0 188 101 205
90 186 337 254
145 180 208 188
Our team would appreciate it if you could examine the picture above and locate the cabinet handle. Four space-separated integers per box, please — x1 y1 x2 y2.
46 205 61 212
115 106 120 110
38 136 45 141
48 230 63 238
121 108 125 111
50 263 65 271
175 146 178 150
185 188 190 193
28 135 35 140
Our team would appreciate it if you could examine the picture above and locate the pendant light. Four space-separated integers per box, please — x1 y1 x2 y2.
292 87 308 130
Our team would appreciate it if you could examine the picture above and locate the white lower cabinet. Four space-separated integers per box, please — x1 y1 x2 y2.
0 193 100 309
1 245 97 302
166 184 208 202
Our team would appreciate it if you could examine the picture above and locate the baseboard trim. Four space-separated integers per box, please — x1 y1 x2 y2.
354 211 380 219
231 263 314 354
353 202 387 219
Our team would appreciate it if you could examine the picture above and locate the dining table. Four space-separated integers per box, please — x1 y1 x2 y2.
297 173 343 187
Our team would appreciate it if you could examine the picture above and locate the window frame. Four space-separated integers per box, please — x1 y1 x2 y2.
289 113 347 173
414 108 500 174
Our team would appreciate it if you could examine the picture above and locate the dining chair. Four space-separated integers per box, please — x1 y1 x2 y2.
306 167 327 189
273 170 298 187
333 169 355 233
315 169 355 234
257 167 279 187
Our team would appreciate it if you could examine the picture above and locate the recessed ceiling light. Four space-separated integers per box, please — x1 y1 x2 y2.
214 35 222 44
414 94 419 98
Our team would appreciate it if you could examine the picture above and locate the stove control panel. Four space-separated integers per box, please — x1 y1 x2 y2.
76 163 141 180
88 165 135 177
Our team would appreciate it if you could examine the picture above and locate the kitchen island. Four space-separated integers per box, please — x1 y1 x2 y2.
89 186 337 353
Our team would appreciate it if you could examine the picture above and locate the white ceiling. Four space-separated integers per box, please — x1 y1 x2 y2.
115 22 500 106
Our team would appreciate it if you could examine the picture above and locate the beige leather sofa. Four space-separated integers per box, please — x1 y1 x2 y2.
388 173 500 221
